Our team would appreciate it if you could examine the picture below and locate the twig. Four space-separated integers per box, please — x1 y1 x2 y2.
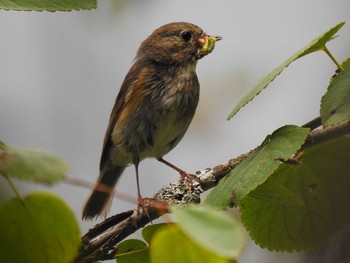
302 116 322 130
303 119 350 148
63 176 137 204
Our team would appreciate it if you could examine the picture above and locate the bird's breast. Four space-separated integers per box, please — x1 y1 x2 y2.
111 63 200 164
142 67 200 158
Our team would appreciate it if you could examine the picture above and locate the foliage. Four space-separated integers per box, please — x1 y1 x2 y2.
206 21 350 254
240 137 350 251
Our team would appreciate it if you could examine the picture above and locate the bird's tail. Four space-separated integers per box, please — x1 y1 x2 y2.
82 166 125 220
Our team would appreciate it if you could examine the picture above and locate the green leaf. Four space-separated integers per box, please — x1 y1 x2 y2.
113 224 169 263
240 136 350 252
116 239 150 263
247 178 304 207
0 0 96 11
172 206 245 258
142 223 169 244
151 225 236 263
321 58 350 127
0 192 80 262
205 125 309 209
227 22 345 120
0 146 69 184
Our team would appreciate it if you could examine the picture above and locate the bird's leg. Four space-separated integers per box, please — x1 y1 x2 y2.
157 157 198 181
134 159 149 217
134 159 169 220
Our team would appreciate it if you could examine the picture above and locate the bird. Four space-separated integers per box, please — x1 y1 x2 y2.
82 22 221 220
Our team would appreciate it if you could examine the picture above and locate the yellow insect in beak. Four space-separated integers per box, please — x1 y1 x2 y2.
196 35 222 59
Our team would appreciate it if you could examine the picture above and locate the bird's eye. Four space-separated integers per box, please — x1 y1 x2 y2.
180 31 192 42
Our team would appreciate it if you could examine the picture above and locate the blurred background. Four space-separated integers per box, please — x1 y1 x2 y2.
1 1 350 262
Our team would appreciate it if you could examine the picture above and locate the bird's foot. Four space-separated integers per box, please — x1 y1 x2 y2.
158 157 199 183
136 196 151 219
179 171 199 182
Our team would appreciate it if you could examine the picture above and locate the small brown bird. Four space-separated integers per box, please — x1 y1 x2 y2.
83 22 221 219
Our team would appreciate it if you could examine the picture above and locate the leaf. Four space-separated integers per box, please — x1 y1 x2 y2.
0 146 69 184
240 136 350 252
172 205 245 258
227 22 345 120
0 192 80 263
321 58 350 127
142 223 169 244
205 125 309 209
247 178 304 207
120 208 243 262
116 239 150 263
0 0 96 11
115 224 170 263
151 225 236 263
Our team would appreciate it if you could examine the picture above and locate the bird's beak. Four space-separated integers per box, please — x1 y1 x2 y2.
196 35 222 59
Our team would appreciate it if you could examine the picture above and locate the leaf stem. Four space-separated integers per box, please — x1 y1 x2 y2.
2 173 23 201
323 46 343 71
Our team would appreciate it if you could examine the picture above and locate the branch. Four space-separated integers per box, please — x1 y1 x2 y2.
74 119 350 263
302 116 322 130
74 151 252 263
303 119 350 148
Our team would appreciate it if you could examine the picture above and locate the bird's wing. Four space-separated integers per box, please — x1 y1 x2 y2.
99 62 155 170
99 64 139 170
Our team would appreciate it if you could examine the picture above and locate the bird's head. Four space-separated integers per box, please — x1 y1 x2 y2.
136 22 222 66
